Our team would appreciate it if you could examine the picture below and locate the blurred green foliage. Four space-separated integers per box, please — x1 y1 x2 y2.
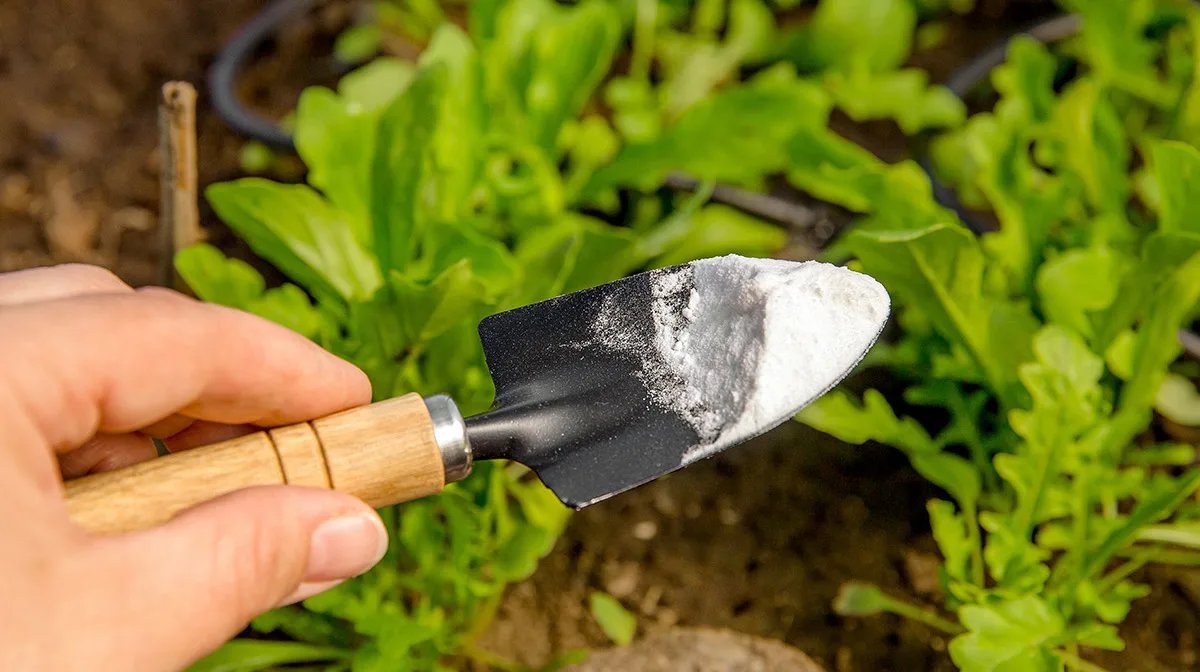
801 2 1200 670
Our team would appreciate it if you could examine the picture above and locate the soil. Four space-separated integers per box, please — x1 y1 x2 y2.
2 1 1197 671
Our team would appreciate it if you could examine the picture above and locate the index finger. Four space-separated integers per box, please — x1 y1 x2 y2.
0 288 372 454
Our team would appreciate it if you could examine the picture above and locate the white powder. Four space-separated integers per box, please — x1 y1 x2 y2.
592 255 890 465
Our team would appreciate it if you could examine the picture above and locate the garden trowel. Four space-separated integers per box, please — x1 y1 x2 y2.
64 256 889 534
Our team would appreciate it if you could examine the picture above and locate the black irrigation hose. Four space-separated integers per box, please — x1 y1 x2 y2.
918 13 1081 234
209 0 318 151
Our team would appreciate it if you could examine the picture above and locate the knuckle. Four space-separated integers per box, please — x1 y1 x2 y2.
52 264 128 292
134 285 192 303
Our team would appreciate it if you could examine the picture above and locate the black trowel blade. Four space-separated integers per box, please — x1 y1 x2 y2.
469 269 697 508
465 259 888 509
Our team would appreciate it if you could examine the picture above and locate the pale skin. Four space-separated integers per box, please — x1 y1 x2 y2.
0 264 389 671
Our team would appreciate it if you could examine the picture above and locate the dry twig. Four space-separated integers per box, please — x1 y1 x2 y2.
158 81 203 288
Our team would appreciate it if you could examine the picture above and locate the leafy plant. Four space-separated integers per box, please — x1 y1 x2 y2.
183 0 994 669
798 2 1200 670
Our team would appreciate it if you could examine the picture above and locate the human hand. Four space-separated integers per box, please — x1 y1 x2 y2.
0 265 387 671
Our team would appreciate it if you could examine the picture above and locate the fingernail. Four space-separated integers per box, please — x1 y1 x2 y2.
305 513 388 582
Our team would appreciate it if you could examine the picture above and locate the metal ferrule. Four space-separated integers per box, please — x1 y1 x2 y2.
423 395 472 483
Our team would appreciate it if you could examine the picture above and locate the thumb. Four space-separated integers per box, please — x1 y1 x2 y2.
80 486 388 670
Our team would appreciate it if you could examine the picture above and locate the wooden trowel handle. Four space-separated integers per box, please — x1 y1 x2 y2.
64 394 471 535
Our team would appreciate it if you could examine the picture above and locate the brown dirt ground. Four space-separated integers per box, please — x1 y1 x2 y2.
2 1 1197 671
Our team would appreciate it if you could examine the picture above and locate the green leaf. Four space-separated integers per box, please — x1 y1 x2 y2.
801 389 980 506
928 500 975 591
1080 470 1200 580
845 223 1035 408
205 180 381 302
175 243 265 307
1050 79 1130 221
337 58 415 111
560 215 641 292
832 581 890 616
187 640 348 672
586 69 830 193
589 592 637 646
1096 249 1200 459
333 24 382 65
1153 140 1200 234
238 141 274 175
512 214 640 301
800 389 934 453
1155 373 1200 426
371 64 448 272
648 204 786 268
1035 245 1124 341
825 66 965 134
785 0 916 73
1010 325 1107 447
524 1 621 151
655 0 776 118
1063 0 1172 104
390 260 499 344
948 596 1064 672
420 25 486 221
294 86 378 242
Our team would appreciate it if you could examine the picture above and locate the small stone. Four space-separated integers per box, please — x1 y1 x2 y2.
632 520 658 540
639 585 663 615
565 627 826 672
0 174 31 212
109 206 155 232
652 490 678 516
604 562 640 599
718 506 742 526
655 608 679 627
903 549 942 596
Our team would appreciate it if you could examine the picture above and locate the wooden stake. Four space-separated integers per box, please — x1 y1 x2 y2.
158 81 203 288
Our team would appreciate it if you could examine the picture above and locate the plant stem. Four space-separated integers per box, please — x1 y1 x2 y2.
963 501 985 586
879 595 964 635
158 81 202 289
1056 648 1112 672
630 0 657 82
1098 546 1159 592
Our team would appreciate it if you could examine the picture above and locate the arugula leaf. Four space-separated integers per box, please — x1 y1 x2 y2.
589 593 637 646
844 223 1036 407
948 596 1064 672
1034 245 1125 342
1078 471 1200 580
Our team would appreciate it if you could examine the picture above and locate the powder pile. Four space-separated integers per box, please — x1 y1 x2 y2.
592 255 890 465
